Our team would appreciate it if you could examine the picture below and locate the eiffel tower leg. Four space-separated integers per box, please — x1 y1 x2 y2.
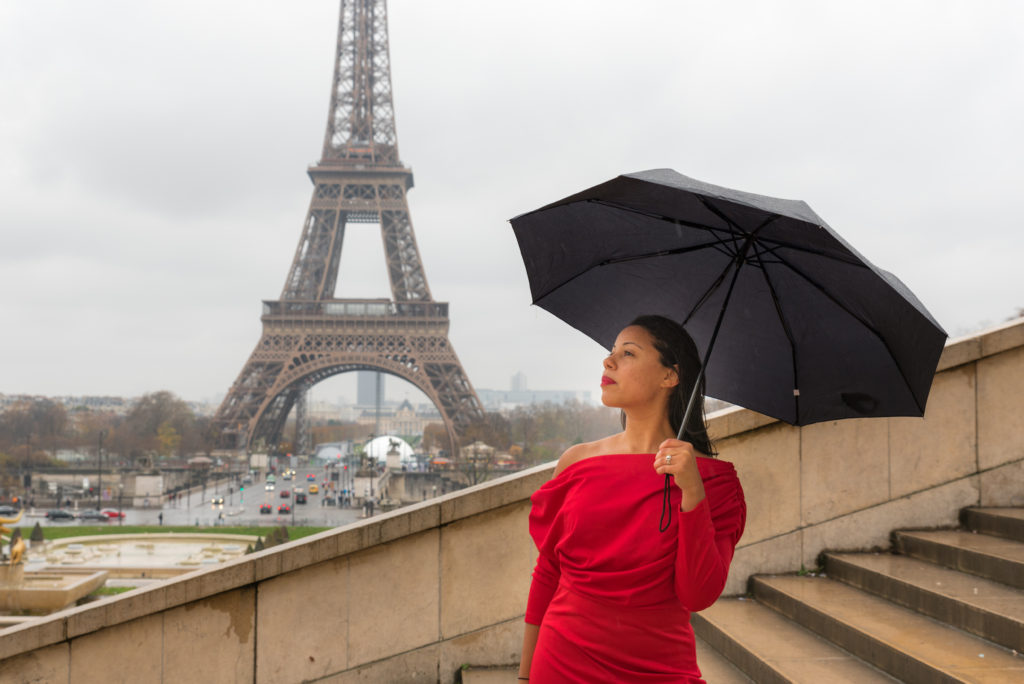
214 318 484 456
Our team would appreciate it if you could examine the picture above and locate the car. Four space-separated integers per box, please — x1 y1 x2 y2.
242 474 253 484
279 490 290 498
0 505 19 516
265 483 275 491
293 486 303 494
77 509 110 522
306 473 315 481
282 472 292 481
100 509 125 519
259 504 272 514
277 504 291 514
294 493 307 504
45 509 75 521
308 484 319 494
211 496 225 506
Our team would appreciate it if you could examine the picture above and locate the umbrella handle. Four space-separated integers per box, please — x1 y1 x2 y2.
661 235 752 532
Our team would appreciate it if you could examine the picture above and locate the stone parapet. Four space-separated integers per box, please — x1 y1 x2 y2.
1 318 1022 682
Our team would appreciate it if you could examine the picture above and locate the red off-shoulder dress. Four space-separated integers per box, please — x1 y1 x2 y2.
526 454 745 683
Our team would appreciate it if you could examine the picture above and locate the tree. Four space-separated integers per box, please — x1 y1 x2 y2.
110 391 198 467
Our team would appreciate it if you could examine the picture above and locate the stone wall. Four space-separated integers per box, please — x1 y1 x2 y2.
1 319 1022 682
719 317 1024 593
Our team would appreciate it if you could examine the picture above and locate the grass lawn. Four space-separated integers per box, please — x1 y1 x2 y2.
18 525 331 541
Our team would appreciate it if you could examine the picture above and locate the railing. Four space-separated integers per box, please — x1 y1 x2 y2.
261 299 448 319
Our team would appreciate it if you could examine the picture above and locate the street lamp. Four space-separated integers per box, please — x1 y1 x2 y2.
96 430 106 510
117 483 124 525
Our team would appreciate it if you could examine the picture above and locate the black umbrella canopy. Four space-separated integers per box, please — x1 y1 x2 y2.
511 169 947 426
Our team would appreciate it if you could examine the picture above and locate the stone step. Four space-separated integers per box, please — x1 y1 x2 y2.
753 574 1024 682
456 636 750 683
692 597 897 683
825 551 1024 653
893 529 1024 590
694 635 756 683
962 507 1024 543
458 665 517 684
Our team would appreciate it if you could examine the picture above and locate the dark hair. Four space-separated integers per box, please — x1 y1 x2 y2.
622 314 716 457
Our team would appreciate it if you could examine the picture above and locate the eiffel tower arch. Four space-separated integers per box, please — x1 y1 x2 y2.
213 0 483 456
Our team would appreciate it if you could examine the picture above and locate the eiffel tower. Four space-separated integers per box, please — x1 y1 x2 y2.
213 0 483 456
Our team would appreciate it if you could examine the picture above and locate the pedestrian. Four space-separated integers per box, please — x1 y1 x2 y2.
158 512 163 526
519 315 746 682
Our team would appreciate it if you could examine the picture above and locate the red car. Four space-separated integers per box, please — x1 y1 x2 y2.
279 490 290 498
259 504 272 514
100 509 125 519
277 504 291 514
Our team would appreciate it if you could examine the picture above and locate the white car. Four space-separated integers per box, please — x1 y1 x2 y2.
265 483 275 491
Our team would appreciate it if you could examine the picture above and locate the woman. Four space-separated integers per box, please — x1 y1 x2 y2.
519 315 746 683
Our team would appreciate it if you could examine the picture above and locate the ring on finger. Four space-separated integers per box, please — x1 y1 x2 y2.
665 454 672 464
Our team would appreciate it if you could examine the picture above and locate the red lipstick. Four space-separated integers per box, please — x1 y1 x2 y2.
601 375 616 386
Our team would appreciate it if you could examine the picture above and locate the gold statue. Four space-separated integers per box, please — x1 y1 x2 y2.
0 509 24 566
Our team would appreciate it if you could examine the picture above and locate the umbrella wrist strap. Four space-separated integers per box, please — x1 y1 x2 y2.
658 475 673 532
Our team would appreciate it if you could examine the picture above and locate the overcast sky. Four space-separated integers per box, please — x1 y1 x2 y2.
2 0 1022 407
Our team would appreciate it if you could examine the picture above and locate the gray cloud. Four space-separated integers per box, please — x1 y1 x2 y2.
2 0 1022 404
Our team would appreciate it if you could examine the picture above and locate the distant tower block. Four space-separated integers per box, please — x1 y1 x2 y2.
357 371 384 406
212 0 483 456
511 371 528 393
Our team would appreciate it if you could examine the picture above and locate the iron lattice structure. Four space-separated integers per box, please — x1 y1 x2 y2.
213 0 483 455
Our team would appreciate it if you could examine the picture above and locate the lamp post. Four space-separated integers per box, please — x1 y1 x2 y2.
96 430 106 510
23 434 31 506
117 483 123 525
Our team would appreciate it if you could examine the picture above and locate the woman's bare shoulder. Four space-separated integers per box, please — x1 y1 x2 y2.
552 434 621 477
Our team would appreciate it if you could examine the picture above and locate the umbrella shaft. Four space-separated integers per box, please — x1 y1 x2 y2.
676 236 753 441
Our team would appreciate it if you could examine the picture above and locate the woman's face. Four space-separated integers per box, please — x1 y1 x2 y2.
600 325 678 409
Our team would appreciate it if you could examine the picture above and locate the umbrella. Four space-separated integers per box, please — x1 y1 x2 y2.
511 168 946 427
511 169 947 529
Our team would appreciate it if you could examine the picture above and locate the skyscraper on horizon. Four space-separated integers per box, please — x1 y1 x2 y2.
357 371 385 406
510 371 527 393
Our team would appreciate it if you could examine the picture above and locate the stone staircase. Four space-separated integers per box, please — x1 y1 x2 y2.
694 507 1024 683
462 508 1024 683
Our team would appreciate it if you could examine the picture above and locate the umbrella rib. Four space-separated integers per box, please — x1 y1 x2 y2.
754 236 870 269
532 237 730 304
680 214 778 325
589 199 741 237
595 237 731 268
752 245 801 423
770 251 925 414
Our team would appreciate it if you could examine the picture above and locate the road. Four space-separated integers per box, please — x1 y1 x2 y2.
25 461 373 531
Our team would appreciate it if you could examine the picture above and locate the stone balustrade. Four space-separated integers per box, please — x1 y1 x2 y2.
1 318 1022 682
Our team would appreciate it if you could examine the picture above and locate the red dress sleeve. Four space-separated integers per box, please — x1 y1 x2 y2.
525 548 560 625
673 467 746 612
525 477 567 625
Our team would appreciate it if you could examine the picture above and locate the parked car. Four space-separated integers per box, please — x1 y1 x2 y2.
45 509 75 521
100 509 125 519
259 504 272 514
308 484 319 494
78 510 109 522
294 493 307 505
0 505 20 516
277 504 291 514
279 490 290 499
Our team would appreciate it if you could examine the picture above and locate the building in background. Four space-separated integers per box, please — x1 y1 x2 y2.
357 371 385 407
510 371 528 393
